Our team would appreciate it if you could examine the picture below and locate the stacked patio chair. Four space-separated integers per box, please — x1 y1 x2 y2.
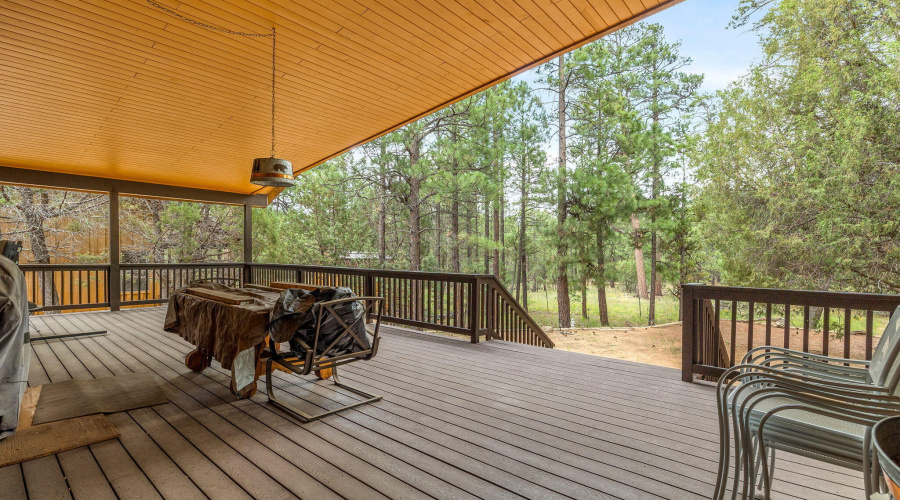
715 306 900 499
264 287 384 422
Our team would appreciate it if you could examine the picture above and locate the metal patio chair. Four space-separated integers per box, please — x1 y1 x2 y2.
264 295 384 423
715 306 900 499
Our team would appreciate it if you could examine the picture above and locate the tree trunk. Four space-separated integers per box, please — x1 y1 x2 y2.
581 272 588 319
597 232 609 326
483 198 490 274
378 176 387 269
435 203 442 269
500 195 506 280
449 125 459 273
450 197 460 273
492 200 500 278
631 214 648 299
408 175 422 271
556 54 571 328
518 167 527 304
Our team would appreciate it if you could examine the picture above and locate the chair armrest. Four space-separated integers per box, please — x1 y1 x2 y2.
720 364 890 395
743 346 870 367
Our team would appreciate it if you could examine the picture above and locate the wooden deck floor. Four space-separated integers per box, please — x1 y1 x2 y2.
1 307 862 499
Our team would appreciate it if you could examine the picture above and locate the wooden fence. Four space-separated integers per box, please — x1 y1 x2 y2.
681 284 900 382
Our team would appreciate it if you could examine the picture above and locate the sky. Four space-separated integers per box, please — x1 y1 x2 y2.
514 0 765 94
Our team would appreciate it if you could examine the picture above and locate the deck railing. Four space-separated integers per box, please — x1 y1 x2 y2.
19 262 553 348
249 264 554 347
681 283 900 382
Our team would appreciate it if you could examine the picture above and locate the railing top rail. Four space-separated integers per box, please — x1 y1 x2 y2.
250 263 487 283
20 263 110 270
121 262 243 269
684 284 900 312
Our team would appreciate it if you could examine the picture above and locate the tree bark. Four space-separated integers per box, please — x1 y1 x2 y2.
483 198 490 274
517 164 527 304
597 232 609 326
581 272 588 319
556 54 572 328
631 214 648 299
492 200 500 278
450 197 460 273
408 175 422 271
377 173 387 268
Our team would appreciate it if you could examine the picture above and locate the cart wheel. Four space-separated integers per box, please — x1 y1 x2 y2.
185 350 210 372
230 379 257 400
315 367 333 380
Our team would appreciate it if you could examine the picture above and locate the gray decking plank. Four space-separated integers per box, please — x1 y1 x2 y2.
90 438 164 500
107 412 207 500
57 447 117 500
22 455 72 499
0 464 27 500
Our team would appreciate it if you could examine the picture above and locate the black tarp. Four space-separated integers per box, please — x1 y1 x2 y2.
268 287 370 357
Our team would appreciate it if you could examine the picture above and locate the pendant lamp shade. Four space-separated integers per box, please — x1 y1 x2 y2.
251 157 294 187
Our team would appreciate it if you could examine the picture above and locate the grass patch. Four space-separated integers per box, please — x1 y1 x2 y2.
525 286 680 328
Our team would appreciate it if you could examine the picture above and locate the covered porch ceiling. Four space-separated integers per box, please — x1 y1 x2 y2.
0 0 683 201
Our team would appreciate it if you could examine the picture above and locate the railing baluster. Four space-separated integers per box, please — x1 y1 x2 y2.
867 311 874 360
747 301 754 352
823 308 830 356
844 308 852 361
784 304 791 349
802 306 810 352
730 301 737 365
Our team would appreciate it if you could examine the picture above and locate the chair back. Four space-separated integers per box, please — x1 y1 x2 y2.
310 296 383 360
868 306 900 388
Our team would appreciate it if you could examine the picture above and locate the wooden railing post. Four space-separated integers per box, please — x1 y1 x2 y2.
364 273 375 323
681 284 698 382
469 278 481 343
242 203 252 286
109 187 121 311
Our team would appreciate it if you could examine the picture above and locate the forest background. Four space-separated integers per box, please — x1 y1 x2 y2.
2 0 898 330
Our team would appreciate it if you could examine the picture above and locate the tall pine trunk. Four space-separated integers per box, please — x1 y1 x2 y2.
556 55 571 328
597 232 609 326
517 163 527 305
450 197 460 273
631 214 648 299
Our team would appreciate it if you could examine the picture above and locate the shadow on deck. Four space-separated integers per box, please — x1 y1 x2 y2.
1 307 862 499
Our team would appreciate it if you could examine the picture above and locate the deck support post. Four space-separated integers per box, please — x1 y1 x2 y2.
681 284 697 382
109 187 121 311
469 278 481 343
243 202 252 286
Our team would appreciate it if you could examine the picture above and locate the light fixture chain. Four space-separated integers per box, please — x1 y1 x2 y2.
147 0 280 157
146 0 274 37
271 28 277 158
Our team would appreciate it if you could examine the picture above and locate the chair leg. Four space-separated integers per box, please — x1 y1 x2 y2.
265 361 382 423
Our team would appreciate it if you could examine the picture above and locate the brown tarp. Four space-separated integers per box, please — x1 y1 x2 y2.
163 283 279 369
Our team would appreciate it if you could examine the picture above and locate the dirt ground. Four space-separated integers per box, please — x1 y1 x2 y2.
546 320 876 370
547 324 685 369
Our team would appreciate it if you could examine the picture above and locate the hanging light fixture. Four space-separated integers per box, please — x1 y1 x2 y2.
251 28 295 187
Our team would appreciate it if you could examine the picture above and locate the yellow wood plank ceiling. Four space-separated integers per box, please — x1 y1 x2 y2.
0 0 683 199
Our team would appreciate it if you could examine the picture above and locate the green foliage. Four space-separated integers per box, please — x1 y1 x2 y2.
695 0 900 292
